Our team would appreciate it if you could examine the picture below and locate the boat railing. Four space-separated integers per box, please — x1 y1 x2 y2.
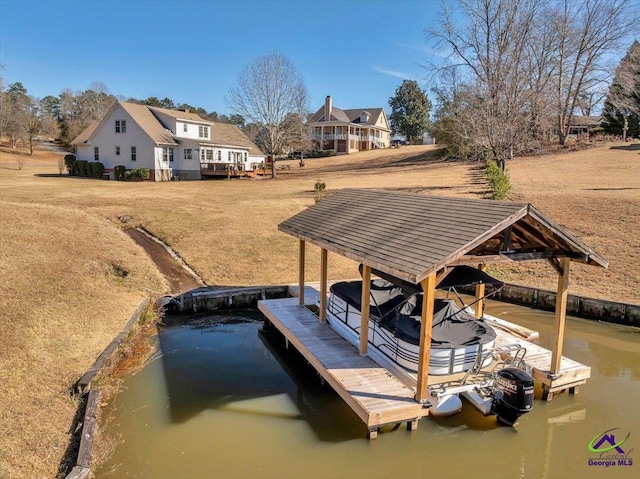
461 343 528 385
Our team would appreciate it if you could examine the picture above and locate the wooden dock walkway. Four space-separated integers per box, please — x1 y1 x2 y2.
258 297 430 438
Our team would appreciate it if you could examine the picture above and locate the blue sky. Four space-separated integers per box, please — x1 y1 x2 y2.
0 0 443 115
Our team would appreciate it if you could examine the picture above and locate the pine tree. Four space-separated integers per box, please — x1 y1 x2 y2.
602 41 640 140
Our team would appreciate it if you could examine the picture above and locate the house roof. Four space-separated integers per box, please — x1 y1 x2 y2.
278 189 607 284
308 105 388 129
70 121 99 146
120 102 178 145
209 122 264 156
570 116 602 127
70 101 263 153
147 105 209 123
343 108 386 126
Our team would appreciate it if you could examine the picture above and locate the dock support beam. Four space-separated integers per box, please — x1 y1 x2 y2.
298 240 305 306
360 265 371 355
415 273 436 403
475 263 486 319
550 258 570 375
319 248 328 323
545 257 570 400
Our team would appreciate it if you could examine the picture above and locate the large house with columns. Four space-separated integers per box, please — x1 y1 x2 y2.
307 96 391 154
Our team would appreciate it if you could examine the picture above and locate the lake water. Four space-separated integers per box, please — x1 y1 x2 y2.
95 302 640 479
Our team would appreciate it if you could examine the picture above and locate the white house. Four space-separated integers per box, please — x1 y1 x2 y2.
71 101 265 181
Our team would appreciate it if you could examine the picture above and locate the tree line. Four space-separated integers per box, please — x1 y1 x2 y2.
426 0 640 170
0 79 248 152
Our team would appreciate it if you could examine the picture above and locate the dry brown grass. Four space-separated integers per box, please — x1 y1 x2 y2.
0 150 167 478
503 143 640 301
0 140 638 478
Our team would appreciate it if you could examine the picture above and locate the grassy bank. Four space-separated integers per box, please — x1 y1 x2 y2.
0 189 166 478
0 140 638 477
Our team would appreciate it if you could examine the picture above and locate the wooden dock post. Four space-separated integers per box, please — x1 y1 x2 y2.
415 273 436 403
546 257 571 400
360 265 371 355
319 248 328 323
475 263 486 319
298 239 305 306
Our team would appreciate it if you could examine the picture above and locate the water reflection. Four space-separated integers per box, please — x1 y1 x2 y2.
97 304 640 479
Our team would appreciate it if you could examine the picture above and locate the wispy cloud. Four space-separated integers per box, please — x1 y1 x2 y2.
373 66 419 81
396 42 453 60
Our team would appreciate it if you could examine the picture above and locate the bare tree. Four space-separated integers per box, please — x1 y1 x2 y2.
0 72 8 143
427 0 640 160
428 0 546 170
58 84 116 145
226 53 309 178
550 0 640 144
18 97 41 155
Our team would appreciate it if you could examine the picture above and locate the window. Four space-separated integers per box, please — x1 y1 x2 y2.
163 147 174 162
198 125 209 138
115 146 121 156
184 149 193 160
94 147 99 161
131 146 137 162
217 150 221 161
244 152 248 161
115 120 126 133
183 123 188 133
206 149 213 161
228 151 231 162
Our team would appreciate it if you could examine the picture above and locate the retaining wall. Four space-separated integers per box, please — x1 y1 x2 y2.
477 283 640 327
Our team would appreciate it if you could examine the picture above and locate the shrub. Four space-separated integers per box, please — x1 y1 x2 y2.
76 160 88 177
486 159 511 200
114 165 126 180
64 154 76 175
135 167 150 180
314 180 327 203
72 160 80 176
92 162 105 178
122 168 150 181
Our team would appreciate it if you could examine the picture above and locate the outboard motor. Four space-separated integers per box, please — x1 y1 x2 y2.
490 368 534 426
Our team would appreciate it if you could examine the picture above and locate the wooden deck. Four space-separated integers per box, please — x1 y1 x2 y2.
493 329 590 398
258 297 430 438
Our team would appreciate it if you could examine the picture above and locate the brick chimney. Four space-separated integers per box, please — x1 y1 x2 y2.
324 96 332 121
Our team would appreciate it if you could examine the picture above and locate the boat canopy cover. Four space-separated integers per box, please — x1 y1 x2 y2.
330 280 497 349
330 279 405 319
436 265 504 289
394 297 496 348
359 264 503 294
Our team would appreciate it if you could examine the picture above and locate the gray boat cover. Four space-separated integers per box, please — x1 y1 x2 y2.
330 281 496 349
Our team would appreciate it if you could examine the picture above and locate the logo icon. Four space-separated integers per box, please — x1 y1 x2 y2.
587 428 634 468
589 428 630 454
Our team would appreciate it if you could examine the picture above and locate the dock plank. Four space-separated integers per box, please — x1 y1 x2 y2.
493 328 591 392
258 297 429 430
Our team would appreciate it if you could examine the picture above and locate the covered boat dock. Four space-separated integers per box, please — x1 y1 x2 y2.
259 189 608 437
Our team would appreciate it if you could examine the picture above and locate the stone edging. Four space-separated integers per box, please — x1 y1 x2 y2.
64 297 150 479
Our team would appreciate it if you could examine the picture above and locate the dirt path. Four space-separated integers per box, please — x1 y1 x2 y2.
125 229 203 294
